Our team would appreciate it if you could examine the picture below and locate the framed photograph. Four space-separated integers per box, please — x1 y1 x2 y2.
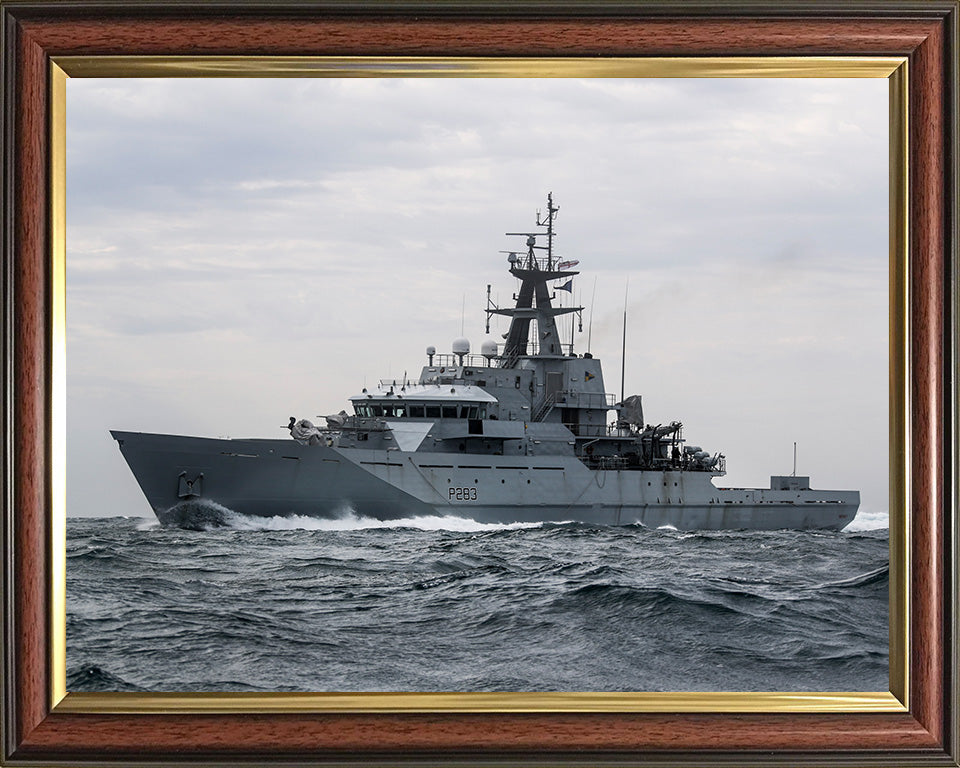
2 2 956 766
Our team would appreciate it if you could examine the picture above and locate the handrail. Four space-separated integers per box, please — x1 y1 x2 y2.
427 353 497 369
550 390 618 409
510 254 574 273
532 392 558 422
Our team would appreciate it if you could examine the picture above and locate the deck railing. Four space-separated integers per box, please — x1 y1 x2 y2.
427 353 498 369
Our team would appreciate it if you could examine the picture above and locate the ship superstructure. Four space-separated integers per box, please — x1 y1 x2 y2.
113 195 859 530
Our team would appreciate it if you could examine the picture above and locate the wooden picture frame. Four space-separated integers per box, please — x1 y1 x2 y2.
2 2 956 765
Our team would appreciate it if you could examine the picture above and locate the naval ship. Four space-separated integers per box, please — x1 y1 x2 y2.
112 195 859 531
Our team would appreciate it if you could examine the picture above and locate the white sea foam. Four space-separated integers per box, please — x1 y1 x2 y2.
135 518 160 531
218 509 543 533
845 508 889 532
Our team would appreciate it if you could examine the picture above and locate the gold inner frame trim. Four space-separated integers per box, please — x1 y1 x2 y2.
56 690 905 715
49 61 67 709
54 55 905 79
886 62 910 708
49 55 909 715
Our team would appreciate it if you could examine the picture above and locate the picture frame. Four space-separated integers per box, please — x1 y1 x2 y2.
2 2 956 765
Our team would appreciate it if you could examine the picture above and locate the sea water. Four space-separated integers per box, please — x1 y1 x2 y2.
67 513 888 692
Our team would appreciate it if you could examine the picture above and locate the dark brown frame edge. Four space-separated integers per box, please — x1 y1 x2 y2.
1 2 956 766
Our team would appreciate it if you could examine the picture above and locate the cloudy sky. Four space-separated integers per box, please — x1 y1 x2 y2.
66 77 889 527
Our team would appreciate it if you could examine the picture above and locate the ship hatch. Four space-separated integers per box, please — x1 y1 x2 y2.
545 371 563 398
561 407 580 436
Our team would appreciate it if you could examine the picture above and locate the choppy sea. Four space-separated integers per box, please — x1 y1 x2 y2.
67 512 889 693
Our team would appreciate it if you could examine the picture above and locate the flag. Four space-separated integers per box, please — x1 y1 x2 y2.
557 279 573 292
558 259 579 270
585 371 595 381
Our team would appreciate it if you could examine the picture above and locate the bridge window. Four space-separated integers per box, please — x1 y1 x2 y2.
355 401 490 419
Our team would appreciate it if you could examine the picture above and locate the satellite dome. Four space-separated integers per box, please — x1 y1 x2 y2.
507 252 518 264
426 345 436 356
481 340 498 359
452 337 470 356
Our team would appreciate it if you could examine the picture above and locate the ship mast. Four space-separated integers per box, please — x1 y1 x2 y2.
539 191 559 270
487 193 583 368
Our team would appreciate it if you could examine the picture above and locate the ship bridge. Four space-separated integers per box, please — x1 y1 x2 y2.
350 383 497 420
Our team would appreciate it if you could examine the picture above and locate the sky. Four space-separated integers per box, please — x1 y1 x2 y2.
65 77 889 527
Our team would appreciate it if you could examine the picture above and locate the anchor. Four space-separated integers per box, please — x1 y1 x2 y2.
177 471 203 499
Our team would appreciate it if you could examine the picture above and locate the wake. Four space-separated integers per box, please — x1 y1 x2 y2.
222 510 542 533
156 500 541 533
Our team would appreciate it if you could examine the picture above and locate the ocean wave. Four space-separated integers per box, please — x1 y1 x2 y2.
813 565 889 590
845 509 889 531
559 582 741 619
412 571 476 590
156 499 238 530
66 544 137 565
67 663 145 692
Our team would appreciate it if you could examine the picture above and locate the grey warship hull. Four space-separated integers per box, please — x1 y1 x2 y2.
113 430 859 531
